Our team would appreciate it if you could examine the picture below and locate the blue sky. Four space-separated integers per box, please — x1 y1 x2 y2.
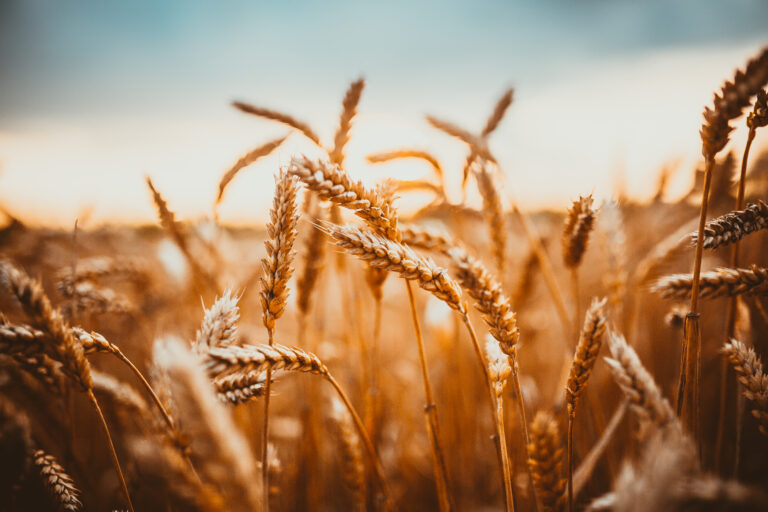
1 1 767 224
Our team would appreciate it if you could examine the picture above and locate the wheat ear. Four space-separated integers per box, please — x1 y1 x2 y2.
528 410 567 512
0 261 136 510
33 449 82 512
563 194 597 328
722 340 768 435
605 332 676 433
331 397 367 511
653 266 768 300
474 161 508 274
692 200 768 250
566 297 608 512
447 245 538 509
216 135 287 209
259 170 299 511
153 338 261 512
715 90 768 469
329 78 365 166
232 100 322 146
146 177 218 293
288 156 400 241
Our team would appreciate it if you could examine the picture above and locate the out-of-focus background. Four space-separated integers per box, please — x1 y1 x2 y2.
1 0 767 226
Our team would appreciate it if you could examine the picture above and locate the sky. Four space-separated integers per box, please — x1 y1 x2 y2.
1 0 767 226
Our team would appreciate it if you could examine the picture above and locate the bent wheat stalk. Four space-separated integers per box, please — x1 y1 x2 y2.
0 260 134 512
203 342 394 508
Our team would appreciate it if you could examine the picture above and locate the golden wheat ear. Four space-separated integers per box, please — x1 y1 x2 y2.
0 260 135 512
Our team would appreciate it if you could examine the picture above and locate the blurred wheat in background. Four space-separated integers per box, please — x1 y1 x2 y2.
3 2 768 511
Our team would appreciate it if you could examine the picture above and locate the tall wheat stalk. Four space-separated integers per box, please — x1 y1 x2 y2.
259 170 299 511
715 89 768 471
682 47 768 454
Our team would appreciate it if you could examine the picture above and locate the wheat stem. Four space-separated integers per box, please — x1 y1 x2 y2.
716 126 756 473
262 327 274 512
567 412 575 512
512 205 572 334
325 372 393 510
405 279 453 511
87 389 134 512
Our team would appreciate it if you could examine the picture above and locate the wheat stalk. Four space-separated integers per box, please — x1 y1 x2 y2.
146 177 218 293
486 338 515 512
715 90 768 469
685 46 768 449
296 203 327 316
331 397 367 511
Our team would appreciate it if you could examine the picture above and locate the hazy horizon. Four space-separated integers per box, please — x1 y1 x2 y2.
1 1 767 226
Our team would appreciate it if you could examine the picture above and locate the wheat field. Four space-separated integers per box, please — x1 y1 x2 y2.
1 44 768 512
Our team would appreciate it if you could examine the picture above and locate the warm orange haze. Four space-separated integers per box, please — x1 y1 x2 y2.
2 2 768 512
